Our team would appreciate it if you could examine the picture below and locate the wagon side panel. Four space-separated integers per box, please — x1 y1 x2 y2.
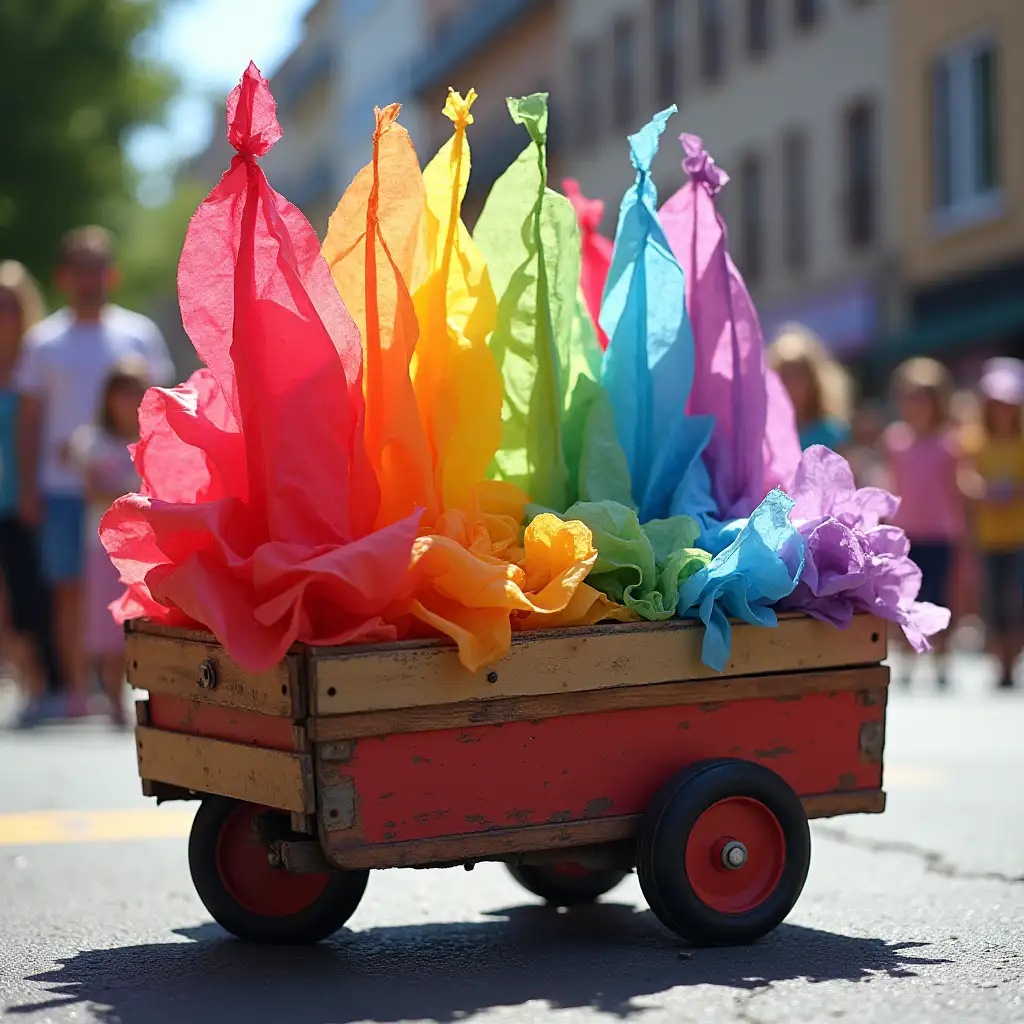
318 672 887 867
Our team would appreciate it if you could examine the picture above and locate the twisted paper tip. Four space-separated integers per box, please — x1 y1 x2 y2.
681 133 730 195
374 103 401 136
443 88 477 129
627 105 676 175
226 61 282 159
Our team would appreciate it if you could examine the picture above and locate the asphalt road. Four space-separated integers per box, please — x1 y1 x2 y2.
1 653 1022 1024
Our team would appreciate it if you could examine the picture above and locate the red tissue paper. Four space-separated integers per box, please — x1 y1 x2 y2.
100 63 421 670
563 179 613 351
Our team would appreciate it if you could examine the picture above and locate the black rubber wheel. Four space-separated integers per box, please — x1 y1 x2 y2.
506 862 628 905
188 796 368 944
637 759 810 946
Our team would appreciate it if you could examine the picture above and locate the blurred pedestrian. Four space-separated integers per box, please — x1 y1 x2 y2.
15 227 174 716
767 324 852 451
949 389 983 631
0 261 61 725
68 359 147 727
846 399 888 490
883 358 964 686
959 357 1024 690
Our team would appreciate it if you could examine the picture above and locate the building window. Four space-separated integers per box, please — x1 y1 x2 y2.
738 152 764 285
844 99 876 249
794 0 820 30
746 0 770 57
574 41 600 144
782 130 808 271
700 0 725 84
653 0 679 105
931 36 999 221
612 16 636 127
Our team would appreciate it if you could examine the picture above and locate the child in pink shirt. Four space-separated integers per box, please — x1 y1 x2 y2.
68 359 147 725
883 358 964 686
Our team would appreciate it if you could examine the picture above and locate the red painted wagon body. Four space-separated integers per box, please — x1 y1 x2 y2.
129 613 888 945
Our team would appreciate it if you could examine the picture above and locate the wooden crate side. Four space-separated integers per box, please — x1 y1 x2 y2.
146 694 306 752
316 687 885 851
126 633 301 717
803 790 885 818
127 620 304 654
126 621 223 644
311 614 886 715
310 665 889 740
322 791 885 870
135 727 314 813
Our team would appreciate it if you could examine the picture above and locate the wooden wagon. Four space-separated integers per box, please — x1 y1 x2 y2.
128 612 888 946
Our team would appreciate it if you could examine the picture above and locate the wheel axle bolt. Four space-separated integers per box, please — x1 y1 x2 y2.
721 840 748 870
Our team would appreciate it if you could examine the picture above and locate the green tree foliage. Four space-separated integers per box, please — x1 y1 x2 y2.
0 0 175 285
114 180 207 315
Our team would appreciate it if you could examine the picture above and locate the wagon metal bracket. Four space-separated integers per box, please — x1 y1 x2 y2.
275 840 337 874
858 721 884 763
319 740 355 762
320 779 357 832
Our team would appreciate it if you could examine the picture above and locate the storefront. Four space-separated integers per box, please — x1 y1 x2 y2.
759 280 880 360
891 254 1024 381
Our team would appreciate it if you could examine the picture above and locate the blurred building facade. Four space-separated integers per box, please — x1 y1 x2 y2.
410 0 563 222
164 0 1024 386
338 0 426 188
262 0 339 235
155 0 431 377
560 0 894 361
892 0 1024 375
157 99 235 377
266 0 428 236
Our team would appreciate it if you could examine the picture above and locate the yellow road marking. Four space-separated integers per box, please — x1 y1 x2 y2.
0 765 943 847
0 808 195 846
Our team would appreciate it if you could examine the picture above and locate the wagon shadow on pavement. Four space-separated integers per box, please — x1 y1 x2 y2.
13 903 949 1023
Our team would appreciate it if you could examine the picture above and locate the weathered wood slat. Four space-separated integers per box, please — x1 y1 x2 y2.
126 633 302 717
126 621 229 644
309 665 889 740
126 620 305 655
803 790 886 818
310 614 887 715
322 790 885 870
315 688 884 846
135 727 314 813
144 694 307 752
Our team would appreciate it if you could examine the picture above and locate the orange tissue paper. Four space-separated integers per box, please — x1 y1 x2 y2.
321 93 631 671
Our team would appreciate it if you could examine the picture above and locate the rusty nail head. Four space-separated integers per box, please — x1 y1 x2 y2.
319 740 355 762
198 659 218 690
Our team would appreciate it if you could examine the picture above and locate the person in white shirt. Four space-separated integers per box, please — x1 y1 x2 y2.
15 226 174 714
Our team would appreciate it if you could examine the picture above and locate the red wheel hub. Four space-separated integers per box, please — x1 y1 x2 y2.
215 804 329 917
684 796 786 914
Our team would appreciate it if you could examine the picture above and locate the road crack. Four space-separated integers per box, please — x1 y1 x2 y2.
816 825 1024 885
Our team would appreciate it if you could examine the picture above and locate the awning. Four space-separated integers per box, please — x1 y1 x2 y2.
878 293 1024 362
